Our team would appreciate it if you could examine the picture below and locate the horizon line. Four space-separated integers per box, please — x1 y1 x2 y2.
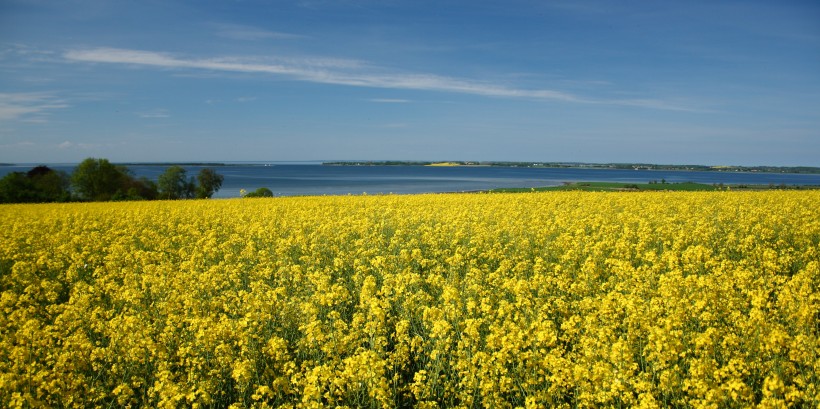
2 160 819 169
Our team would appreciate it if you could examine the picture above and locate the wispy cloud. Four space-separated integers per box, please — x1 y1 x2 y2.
138 109 170 118
63 47 584 101
57 140 104 150
609 98 714 113
0 141 36 149
0 92 69 122
1 43 57 61
369 98 411 103
212 23 307 41
64 47 360 74
64 47 697 110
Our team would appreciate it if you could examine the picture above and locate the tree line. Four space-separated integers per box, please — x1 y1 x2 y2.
0 158 224 203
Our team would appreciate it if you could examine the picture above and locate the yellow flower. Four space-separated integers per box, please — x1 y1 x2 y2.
0 191 817 407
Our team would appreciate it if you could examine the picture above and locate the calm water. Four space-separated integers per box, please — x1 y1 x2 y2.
3 164 820 198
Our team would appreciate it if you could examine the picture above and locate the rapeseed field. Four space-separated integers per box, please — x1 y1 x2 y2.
1 191 817 408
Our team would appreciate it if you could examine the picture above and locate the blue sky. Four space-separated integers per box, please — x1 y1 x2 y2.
1 0 819 166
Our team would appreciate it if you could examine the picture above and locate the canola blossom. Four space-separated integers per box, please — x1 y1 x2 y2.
0 191 818 408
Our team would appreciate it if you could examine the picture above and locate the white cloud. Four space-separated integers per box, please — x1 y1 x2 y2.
63 47 584 101
213 23 307 41
1 43 57 60
0 141 36 149
369 98 410 103
64 47 697 110
56 140 104 150
138 109 170 118
609 98 713 113
0 92 68 122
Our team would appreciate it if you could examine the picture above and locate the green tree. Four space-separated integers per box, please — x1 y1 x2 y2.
158 166 195 200
244 187 273 198
130 177 159 200
27 166 70 201
113 176 158 201
195 168 224 199
71 158 131 201
0 172 31 203
0 166 71 203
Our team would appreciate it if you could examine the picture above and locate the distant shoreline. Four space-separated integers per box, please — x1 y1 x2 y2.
321 161 820 174
3 161 819 174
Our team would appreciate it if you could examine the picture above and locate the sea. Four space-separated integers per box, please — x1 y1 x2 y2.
2 163 820 199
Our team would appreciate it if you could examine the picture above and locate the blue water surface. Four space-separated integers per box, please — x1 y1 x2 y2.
2 163 819 198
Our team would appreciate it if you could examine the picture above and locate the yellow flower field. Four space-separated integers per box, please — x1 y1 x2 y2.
0 191 818 408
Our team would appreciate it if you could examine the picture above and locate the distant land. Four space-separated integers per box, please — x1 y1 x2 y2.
117 162 238 167
0 162 236 167
2 161 819 174
322 161 820 174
